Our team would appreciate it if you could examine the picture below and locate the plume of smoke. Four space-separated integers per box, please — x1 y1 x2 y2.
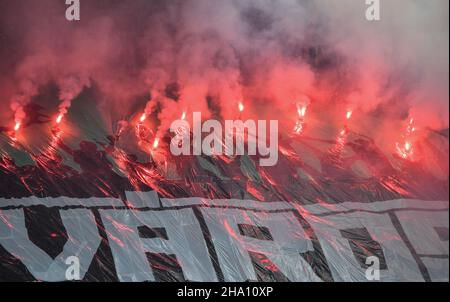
10 79 39 125
313 0 449 129
0 0 447 140
57 75 91 116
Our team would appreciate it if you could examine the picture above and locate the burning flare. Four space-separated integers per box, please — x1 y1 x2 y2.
140 113 147 123
346 110 353 120
238 102 244 113
406 118 416 135
294 121 304 134
297 105 307 118
56 113 64 124
396 117 416 159
14 122 21 132
397 141 413 159
152 138 160 149
405 141 411 151
294 103 308 135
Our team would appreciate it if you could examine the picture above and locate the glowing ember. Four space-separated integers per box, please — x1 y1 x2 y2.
56 113 64 124
152 138 160 149
14 122 21 132
181 112 186 120
346 110 353 120
238 102 244 112
140 113 147 123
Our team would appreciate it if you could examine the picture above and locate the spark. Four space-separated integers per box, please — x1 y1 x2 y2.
14 122 21 132
140 113 147 123
181 112 186 120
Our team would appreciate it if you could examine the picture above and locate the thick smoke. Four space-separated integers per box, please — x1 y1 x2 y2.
0 0 448 137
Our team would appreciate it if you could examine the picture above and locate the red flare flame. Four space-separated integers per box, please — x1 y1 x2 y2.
397 141 413 159
56 113 64 124
238 102 244 112
152 138 160 149
405 141 411 151
346 110 353 120
396 117 416 159
294 120 305 134
297 105 307 118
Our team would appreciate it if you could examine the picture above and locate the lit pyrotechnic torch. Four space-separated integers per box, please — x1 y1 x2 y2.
335 109 353 140
294 103 308 134
236 102 244 120
152 138 160 150
397 140 412 159
9 120 22 140
139 113 147 123
14 121 21 132
53 111 66 134
238 102 244 117
8 120 22 141
293 96 311 135
406 118 415 135
238 102 244 113
298 105 307 118
56 113 64 124
396 117 415 159
346 109 353 120
181 111 186 120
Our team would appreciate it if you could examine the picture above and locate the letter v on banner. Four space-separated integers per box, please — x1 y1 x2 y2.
0 209 100 281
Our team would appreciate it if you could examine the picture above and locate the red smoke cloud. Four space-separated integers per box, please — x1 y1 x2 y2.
0 0 448 146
